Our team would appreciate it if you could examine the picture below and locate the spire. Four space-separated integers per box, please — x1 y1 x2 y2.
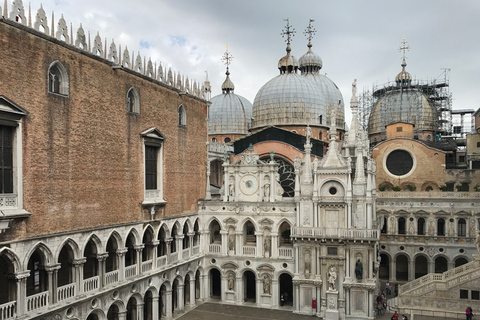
221 46 235 93
396 36 412 85
278 19 298 74
204 71 211 100
319 106 346 168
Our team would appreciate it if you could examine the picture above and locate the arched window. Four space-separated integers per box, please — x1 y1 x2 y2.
178 104 186 126
126 87 140 114
381 217 387 234
437 218 445 236
224 137 231 143
398 217 406 235
458 219 467 237
48 61 69 96
211 138 217 143
417 218 425 235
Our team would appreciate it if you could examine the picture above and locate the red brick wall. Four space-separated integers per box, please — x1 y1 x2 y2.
0 21 207 240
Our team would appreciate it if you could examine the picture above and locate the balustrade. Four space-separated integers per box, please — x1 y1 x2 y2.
125 264 137 278
278 247 293 258
26 291 48 312
57 283 76 302
157 255 167 267
83 276 99 293
292 227 378 240
242 246 256 256
0 301 16 319
208 244 221 253
141 260 153 273
105 270 119 286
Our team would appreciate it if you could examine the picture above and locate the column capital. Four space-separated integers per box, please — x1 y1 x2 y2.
116 248 128 255
9 271 30 281
45 263 61 272
134 244 145 251
96 253 109 261
72 258 87 265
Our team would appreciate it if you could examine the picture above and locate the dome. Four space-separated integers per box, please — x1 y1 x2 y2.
368 88 436 134
252 73 327 128
208 71 252 135
298 42 322 71
299 41 345 128
395 58 412 85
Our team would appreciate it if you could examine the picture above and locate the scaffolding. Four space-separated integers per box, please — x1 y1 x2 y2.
359 69 452 137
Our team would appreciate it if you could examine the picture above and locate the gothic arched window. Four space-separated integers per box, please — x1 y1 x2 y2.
126 87 140 114
48 61 69 96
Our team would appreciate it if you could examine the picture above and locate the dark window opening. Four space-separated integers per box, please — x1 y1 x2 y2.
460 289 468 299
0 126 13 193
145 146 158 190
398 217 406 235
437 219 445 236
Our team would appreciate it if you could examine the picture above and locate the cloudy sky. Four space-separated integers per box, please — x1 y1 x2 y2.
13 0 480 124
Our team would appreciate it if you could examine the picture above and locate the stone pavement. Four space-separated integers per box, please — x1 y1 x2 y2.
176 302 461 320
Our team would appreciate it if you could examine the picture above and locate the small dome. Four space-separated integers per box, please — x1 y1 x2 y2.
395 59 412 85
209 82 252 135
277 43 298 74
299 42 322 71
221 70 235 93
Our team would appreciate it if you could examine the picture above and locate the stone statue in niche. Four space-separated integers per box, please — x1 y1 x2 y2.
304 250 311 275
228 233 235 251
228 273 235 290
328 266 337 291
264 235 271 254
355 259 363 280
264 183 270 199
263 275 271 294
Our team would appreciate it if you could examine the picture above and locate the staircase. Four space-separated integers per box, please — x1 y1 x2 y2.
396 258 480 319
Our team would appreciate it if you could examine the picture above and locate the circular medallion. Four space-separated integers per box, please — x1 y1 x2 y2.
239 174 259 196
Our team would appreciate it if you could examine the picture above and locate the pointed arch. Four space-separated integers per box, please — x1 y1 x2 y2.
55 237 80 262
23 242 53 266
82 234 102 254
48 60 69 96
0 247 21 273
125 227 141 246
104 230 123 252
178 104 187 127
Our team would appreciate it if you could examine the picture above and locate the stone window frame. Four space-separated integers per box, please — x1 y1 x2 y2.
47 61 69 96
141 128 166 206
126 87 140 115
0 95 31 231
178 104 187 127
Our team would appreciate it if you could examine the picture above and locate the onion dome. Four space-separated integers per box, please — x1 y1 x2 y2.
298 42 322 72
395 58 412 85
208 68 252 135
277 43 298 74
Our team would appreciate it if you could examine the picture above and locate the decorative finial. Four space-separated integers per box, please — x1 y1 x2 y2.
304 19 316 43
399 35 410 64
221 45 233 71
281 18 296 44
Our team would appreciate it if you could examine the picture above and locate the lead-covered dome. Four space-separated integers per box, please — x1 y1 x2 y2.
299 41 344 128
368 60 436 135
208 70 253 134
252 40 329 129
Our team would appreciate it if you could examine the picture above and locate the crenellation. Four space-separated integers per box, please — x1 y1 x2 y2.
33 4 48 34
92 31 103 57
75 24 87 49
55 14 69 42
107 39 118 64
3 0 206 97
10 0 26 25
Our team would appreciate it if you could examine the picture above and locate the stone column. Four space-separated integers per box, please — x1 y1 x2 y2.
368 249 374 279
271 233 279 259
201 274 208 301
390 259 396 282
428 260 435 274
117 248 127 282
236 275 243 304
166 289 173 318
136 302 144 320
272 279 279 307
189 278 196 307
152 296 159 320
178 284 185 312
166 239 172 263
45 264 60 304
220 230 228 255
408 259 415 281
72 258 86 295
134 245 145 275
97 253 108 288
151 241 159 269
256 232 263 258
117 311 127 320
13 271 29 317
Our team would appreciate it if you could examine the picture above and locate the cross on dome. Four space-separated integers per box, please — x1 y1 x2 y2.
398 36 410 63
281 18 296 44
304 19 316 43
221 46 234 69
